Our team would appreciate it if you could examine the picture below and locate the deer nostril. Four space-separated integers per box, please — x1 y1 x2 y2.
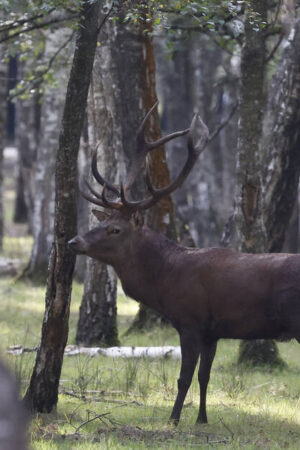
68 236 84 249
68 237 78 246
68 236 87 254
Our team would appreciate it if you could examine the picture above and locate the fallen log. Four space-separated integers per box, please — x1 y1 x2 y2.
6 345 181 358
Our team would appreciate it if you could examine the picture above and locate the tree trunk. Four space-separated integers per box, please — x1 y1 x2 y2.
24 0 101 413
74 115 89 282
0 46 7 250
234 0 281 366
241 16 300 364
75 3 123 345
155 31 237 248
23 29 71 282
126 3 176 331
263 17 300 253
75 60 120 346
76 257 118 346
76 2 175 340
14 59 41 230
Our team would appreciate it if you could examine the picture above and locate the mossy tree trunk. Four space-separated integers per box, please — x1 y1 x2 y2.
24 0 101 413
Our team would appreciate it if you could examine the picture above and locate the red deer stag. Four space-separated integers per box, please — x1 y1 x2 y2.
69 104 300 425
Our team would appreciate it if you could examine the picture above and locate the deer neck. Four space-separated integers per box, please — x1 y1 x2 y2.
113 228 179 312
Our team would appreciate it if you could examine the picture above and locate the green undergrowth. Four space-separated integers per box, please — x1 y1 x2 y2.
0 237 299 448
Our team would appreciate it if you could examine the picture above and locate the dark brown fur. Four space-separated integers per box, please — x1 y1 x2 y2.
69 210 300 424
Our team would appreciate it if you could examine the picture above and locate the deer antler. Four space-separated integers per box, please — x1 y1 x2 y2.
81 104 209 214
120 114 209 210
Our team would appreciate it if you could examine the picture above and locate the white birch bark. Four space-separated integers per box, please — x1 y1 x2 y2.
26 28 72 279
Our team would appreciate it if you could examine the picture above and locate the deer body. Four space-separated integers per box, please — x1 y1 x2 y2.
71 215 300 424
69 105 300 425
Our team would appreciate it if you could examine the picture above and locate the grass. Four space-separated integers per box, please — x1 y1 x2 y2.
0 236 300 448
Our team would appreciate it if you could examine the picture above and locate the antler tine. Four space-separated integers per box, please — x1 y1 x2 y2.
80 179 122 210
84 178 103 200
125 102 191 191
136 101 159 145
101 185 123 211
147 128 190 150
137 100 190 151
91 146 120 196
187 114 210 156
80 185 106 208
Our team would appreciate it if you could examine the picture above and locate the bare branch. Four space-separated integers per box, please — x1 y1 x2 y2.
208 102 238 144
265 31 284 63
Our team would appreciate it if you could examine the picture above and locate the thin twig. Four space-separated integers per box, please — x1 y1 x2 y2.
74 412 111 434
208 102 238 143
265 31 284 63
218 415 234 441
97 2 115 34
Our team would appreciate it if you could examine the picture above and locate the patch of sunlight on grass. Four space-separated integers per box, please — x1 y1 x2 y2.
2 235 33 261
117 289 139 316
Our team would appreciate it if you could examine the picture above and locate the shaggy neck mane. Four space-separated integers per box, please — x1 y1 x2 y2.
114 227 181 310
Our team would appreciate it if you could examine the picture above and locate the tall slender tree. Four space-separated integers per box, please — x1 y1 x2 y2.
76 1 175 340
24 0 102 413
24 28 71 281
156 32 237 247
0 42 7 250
234 0 283 365
14 57 41 231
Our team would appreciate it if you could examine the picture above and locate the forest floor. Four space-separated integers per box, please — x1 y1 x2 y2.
0 158 300 449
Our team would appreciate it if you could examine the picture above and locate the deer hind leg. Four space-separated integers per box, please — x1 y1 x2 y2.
196 340 217 424
169 328 200 426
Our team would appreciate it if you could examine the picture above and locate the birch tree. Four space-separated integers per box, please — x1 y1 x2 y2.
76 0 175 341
24 28 71 281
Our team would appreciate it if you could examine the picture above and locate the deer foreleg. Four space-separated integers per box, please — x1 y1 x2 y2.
196 340 217 424
169 329 200 426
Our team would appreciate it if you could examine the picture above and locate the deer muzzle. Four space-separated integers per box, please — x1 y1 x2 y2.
68 236 88 254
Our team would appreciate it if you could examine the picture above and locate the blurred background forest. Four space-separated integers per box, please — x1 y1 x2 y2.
0 0 300 443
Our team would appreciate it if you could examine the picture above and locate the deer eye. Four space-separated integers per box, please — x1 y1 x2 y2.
106 225 121 235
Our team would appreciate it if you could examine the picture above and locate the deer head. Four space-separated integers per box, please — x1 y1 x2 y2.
68 103 209 262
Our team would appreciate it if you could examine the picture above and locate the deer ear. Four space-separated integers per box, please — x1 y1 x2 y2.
130 211 144 229
92 209 108 222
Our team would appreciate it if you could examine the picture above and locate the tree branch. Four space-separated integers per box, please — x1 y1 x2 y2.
0 12 78 44
0 9 56 34
265 31 284 63
9 33 74 100
208 102 238 143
